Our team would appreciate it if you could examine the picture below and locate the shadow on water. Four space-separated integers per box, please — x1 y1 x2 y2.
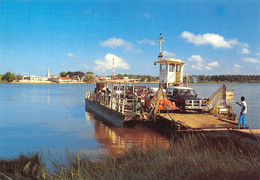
85 108 260 156
85 111 171 155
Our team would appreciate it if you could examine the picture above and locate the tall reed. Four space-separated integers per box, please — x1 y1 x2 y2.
1 133 259 179
49 133 260 180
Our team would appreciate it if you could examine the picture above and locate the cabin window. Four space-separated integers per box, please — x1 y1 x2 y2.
169 64 175 72
160 64 166 72
176 64 181 72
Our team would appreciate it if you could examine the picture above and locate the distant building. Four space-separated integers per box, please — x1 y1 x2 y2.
50 76 72 83
97 77 111 81
23 75 38 81
50 75 58 82
47 70 50 78
57 77 72 82
20 75 49 82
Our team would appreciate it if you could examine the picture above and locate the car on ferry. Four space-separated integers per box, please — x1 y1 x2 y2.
166 86 207 113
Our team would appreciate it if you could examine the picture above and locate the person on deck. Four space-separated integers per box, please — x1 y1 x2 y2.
134 89 139 100
236 96 247 129
135 97 143 115
140 89 146 106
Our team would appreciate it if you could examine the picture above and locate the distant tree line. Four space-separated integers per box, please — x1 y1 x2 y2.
59 71 95 82
116 73 159 82
1 71 259 84
58 72 159 82
190 75 260 83
1 72 22 83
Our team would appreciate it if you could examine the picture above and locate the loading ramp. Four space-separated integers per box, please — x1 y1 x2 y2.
158 112 238 129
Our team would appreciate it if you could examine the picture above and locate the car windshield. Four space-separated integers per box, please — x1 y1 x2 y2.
178 89 196 97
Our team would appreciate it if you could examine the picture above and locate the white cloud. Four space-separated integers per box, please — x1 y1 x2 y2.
241 48 250 54
162 50 176 57
181 31 250 54
207 61 220 67
188 55 219 71
94 53 130 72
181 31 238 49
191 62 204 70
188 55 203 62
137 39 157 46
241 57 260 63
234 64 243 68
100 37 142 53
67 52 75 57
100 37 133 49
231 64 243 74
205 66 212 70
255 53 260 56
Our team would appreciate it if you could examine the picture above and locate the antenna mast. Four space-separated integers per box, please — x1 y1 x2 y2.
157 33 165 59
112 58 115 79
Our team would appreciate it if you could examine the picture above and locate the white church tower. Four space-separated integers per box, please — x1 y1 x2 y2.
154 33 186 88
47 70 50 78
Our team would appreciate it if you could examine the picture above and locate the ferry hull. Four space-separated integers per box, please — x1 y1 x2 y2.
85 99 133 127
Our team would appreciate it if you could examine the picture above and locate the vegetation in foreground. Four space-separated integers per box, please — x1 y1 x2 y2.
0 134 259 179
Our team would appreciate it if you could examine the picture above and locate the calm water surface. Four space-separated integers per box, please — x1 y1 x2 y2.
0 83 259 159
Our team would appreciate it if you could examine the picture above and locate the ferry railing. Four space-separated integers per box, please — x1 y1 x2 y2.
85 91 134 114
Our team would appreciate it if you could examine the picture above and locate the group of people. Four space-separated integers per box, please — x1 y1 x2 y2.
134 88 146 105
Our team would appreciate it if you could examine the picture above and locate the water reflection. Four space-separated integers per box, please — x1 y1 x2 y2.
85 111 169 155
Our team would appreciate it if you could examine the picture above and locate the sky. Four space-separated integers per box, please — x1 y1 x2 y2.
0 0 259 76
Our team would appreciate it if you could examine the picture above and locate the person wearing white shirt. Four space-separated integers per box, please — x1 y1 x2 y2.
236 96 247 129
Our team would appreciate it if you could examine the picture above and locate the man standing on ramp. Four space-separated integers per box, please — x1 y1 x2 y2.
236 96 247 129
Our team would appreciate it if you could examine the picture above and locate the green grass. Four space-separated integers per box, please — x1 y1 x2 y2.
1 133 259 179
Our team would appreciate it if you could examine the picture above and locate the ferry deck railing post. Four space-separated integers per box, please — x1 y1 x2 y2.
122 98 126 114
118 97 121 112
109 94 113 109
132 82 135 113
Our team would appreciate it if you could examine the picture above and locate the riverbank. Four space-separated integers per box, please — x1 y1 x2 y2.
11 81 86 84
1 133 259 179
5 80 260 84
8 81 158 84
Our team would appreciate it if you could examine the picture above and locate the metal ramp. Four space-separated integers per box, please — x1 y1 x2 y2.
158 113 238 129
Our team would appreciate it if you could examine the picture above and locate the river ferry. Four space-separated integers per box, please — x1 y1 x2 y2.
85 34 238 129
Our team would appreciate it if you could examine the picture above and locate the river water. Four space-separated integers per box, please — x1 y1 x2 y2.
0 83 259 159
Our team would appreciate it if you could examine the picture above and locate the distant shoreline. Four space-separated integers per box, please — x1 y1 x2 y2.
3 81 260 84
9 81 160 84
11 81 86 84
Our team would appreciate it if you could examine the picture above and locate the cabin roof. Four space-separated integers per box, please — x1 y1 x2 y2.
155 58 186 64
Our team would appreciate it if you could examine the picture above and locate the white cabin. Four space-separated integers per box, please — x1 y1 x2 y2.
154 58 186 88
